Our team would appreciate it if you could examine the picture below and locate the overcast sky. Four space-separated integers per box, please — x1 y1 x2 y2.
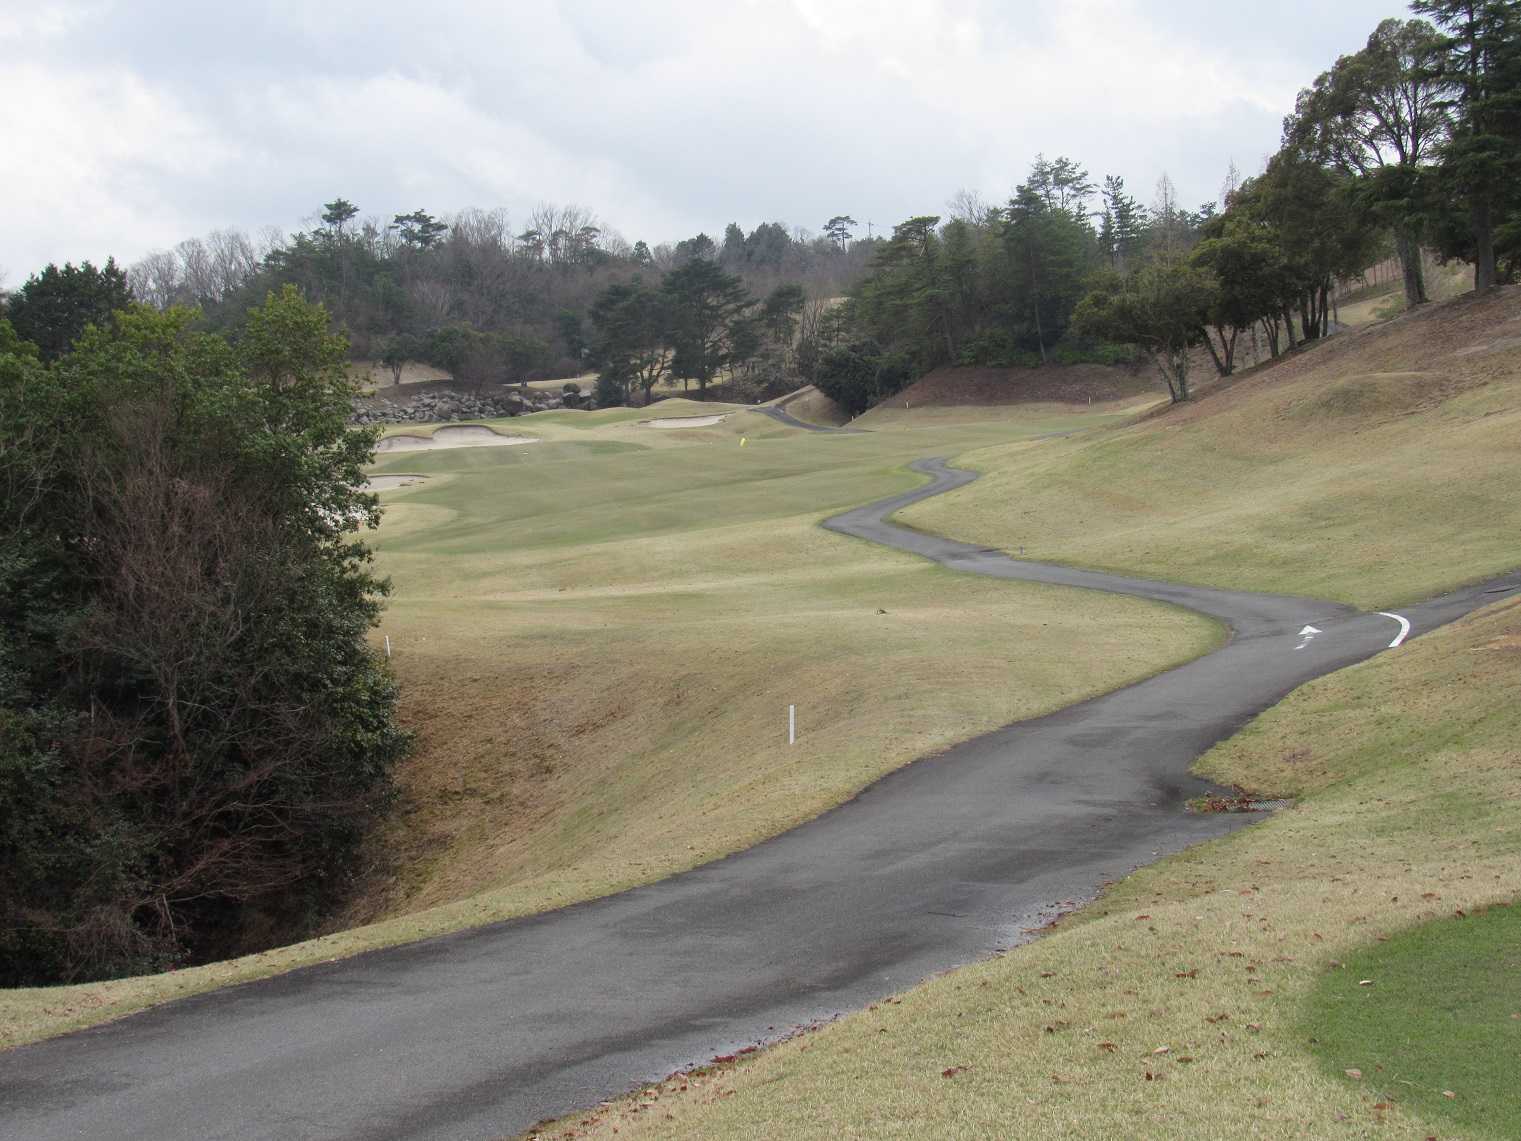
3 0 1413 280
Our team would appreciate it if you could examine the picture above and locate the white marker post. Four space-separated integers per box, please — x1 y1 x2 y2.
384 635 392 659
788 704 796 746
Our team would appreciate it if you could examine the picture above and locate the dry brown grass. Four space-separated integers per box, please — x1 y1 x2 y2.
898 287 1521 608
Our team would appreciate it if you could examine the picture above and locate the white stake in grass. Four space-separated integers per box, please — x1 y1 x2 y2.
788 704 796 746
384 635 392 659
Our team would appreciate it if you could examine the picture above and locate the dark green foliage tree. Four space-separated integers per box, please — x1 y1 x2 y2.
745 222 793 269
321 198 360 235
1285 18 1450 305
4 259 133 362
0 289 407 983
556 310 587 364
813 339 914 416
1412 0 1521 288
389 209 448 250
426 324 548 392
1002 172 1101 360
1073 264 1219 402
1025 154 1097 213
588 275 671 405
1238 153 1380 342
379 332 422 386
1189 222 1297 373
760 283 806 355
824 216 857 249
855 215 961 365
663 259 752 395
1100 175 1148 275
673 232 717 265
720 223 748 267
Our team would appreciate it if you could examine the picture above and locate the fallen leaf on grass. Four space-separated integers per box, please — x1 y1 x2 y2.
1152 1046 1170 1055
941 1066 968 1079
1443 1090 1457 1099
1097 1041 1117 1053
1345 1068 1363 1079
1359 979 1374 986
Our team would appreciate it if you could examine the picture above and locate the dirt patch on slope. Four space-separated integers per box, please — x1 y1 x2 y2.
887 364 1156 409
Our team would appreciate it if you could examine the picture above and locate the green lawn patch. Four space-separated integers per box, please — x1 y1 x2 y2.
1304 902 1521 1139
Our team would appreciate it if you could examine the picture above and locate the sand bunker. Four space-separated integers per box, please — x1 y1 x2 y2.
640 415 728 429
375 426 540 453
365 475 428 492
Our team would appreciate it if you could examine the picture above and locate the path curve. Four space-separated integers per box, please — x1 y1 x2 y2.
4 461 1516 1141
748 402 864 433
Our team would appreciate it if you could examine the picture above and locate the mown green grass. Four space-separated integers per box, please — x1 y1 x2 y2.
1304 902 1521 1138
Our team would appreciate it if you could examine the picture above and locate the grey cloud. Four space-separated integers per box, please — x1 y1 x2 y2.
3 0 1411 275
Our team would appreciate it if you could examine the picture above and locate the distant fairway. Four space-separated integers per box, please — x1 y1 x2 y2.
352 397 1209 928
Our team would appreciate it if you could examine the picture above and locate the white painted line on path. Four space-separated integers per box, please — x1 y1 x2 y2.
1377 612 1411 648
1294 624 1322 651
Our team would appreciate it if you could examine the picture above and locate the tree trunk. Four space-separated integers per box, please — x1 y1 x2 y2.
1472 194 1497 291
1203 328 1229 377
1282 309 1298 351
1152 351 1180 403
1394 227 1427 307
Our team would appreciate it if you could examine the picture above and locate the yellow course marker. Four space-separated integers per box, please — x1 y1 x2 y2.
740 437 748 447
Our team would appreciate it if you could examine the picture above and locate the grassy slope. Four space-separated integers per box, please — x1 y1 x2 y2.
898 287 1521 608
1 399 1206 1048
545 594 1521 1141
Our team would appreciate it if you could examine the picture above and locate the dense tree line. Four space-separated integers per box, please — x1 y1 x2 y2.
0 288 408 984
115 202 878 402
812 159 1206 413
821 1 1519 411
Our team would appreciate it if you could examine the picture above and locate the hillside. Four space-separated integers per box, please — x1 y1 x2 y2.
852 361 1167 428
900 287 1521 607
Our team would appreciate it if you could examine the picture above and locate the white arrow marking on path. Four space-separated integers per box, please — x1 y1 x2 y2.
1377 612 1411 648
1294 624 1322 650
